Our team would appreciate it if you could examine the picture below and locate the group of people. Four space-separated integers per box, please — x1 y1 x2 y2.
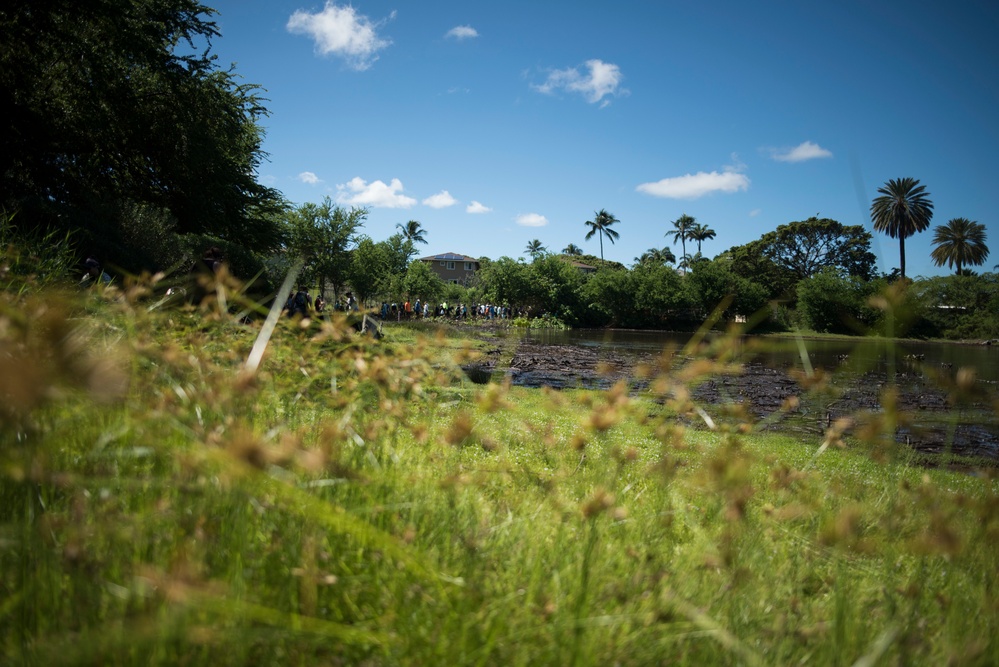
283 288 363 317
378 299 530 322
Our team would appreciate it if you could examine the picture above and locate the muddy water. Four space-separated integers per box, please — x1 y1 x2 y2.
494 329 999 459
520 329 999 382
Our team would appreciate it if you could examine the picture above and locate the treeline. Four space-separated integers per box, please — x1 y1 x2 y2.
401 252 999 341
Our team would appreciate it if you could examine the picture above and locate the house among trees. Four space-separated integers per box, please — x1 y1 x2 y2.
420 252 480 285
565 259 597 274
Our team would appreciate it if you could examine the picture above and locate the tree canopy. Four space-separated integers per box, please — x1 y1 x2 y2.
759 217 877 282
286 198 366 299
1 0 285 270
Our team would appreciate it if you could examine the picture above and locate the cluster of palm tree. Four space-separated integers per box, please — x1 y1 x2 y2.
870 177 989 278
668 214 716 268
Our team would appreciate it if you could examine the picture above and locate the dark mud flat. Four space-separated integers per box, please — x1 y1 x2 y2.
487 337 999 460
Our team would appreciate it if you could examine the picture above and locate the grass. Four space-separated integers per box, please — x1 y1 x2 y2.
1 276 997 666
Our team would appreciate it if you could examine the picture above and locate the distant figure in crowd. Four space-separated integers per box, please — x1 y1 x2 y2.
201 246 224 274
286 286 311 317
80 257 112 288
314 295 326 313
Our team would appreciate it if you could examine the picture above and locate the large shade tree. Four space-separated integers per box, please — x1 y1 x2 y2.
0 0 285 269
930 217 989 275
870 177 934 280
584 209 620 261
286 198 366 300
759 217 878 282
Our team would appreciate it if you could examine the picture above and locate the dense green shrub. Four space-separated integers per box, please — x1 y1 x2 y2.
796 268 878 334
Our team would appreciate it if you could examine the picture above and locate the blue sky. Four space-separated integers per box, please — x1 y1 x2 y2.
205 0 998 277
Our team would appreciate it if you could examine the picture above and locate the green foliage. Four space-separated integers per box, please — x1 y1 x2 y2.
722 239 799 302
286 198 366 300
870 177 935 280
759 217 878 281
0 0 286 263
584 209 621 261
930 217 990 275
634 246 677 267
527 254 586 323
403 259 446 305
347 236 389 305
475 256 534 306
525 239 547 258
633 262 691 325
796 268 879 333
688 259 769 322
911 273 999 339
396 220 428 246
581 266 636 326
0 211 76 294
669 213 697 264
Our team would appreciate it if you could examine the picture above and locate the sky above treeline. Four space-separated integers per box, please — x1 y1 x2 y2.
205 0 998 277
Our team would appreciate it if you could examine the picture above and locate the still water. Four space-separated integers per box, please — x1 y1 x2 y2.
520 328 999 383
504 328 999 457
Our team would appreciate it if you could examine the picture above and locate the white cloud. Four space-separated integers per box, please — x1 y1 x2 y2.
467 201 492 214
533 59 626 106
772 141 833 162
423 190 457 209
446 25 478 40
636 170 750 199
515 213 548 227
336 177 416 208
297 171 321 185
286 3 391 71
749 208 762 217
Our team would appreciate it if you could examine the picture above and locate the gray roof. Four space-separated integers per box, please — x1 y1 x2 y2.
420 252 479 262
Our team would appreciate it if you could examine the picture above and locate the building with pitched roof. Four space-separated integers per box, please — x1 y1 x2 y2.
420 252 481 285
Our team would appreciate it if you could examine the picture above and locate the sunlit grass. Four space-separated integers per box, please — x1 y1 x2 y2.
1 276 997 666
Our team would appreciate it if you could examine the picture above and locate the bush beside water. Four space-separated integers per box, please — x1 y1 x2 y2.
1 275 997 666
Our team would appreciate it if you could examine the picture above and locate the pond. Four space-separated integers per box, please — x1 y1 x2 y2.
487 328 999 460
520 328 999 383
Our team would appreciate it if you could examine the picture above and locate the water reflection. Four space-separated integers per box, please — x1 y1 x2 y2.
507 329 999 459
522 328 999 383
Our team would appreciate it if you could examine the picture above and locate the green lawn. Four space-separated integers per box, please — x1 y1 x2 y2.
2 285 997 666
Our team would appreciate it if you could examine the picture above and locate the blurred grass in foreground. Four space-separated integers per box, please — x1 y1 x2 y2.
1 271 997 667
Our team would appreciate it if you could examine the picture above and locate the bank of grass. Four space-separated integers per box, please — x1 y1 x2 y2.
1 279 997 666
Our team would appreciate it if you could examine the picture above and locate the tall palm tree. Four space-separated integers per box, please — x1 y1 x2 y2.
396 220 428 245
930 217 989 275
669 213 696 262
562 243 583 256
690 222 716 254
584 209 620 261
870 177 934 280
525 239 546 258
